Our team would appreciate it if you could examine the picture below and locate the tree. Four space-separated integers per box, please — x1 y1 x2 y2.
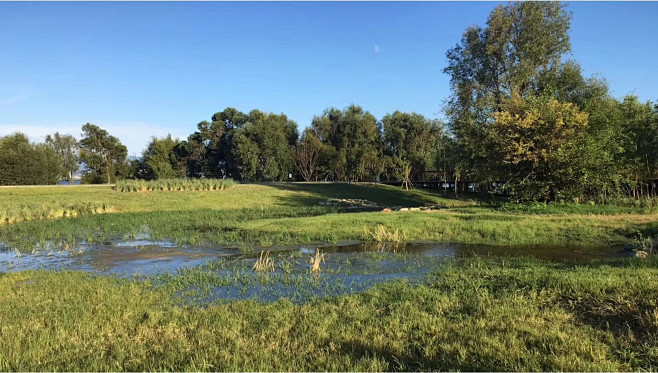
618 96 658 197
294 129 322 181
199 107 248 178
444 1 573 185
142 135 183 180
490 95 590 201
45 132 79 184
174 132 207 178
311 105 380 182
0 133 61 185
79 123 128 184
230 110 298 181
381 111 442 181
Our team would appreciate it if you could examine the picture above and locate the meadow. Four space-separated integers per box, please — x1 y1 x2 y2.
1 182 657 371
1 257 657 371
0 182 656 251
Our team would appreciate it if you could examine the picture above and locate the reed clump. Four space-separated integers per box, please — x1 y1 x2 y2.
365 224 404 244
309 248 326 273
0 201 111 225
252 251 275 272
115 178 235 193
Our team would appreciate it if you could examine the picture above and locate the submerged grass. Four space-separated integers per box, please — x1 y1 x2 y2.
252 251 275 272
309 248 326 273
0 257 656 371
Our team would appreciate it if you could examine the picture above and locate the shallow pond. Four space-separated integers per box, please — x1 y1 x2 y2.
0 239 632 302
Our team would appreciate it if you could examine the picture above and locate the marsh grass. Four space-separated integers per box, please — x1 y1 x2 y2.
252 251 275 272
115 178 235 192
0 201 111 224
309 249 326 273
365 224 404 244
1 257 657 371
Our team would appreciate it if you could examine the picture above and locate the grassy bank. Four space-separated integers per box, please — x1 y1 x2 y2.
1 257 656 371
1 183 656 249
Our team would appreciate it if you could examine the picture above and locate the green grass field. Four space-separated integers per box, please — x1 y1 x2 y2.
1 183 657 371
1 257 656 371
1 183 656 250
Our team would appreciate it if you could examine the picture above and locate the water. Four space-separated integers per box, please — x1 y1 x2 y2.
59 180 82 185
0 239 631 303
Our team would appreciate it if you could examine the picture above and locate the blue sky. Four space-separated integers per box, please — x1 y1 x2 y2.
1 1 657 156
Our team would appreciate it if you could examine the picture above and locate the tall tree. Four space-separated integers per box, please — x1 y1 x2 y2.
294 128 322 182
618 96 658 197
444 1 573 185
230 110 298 181
142 135 183 180
381 111 442 180
199 107 248 178
79 123 128 184
311 105 380 182
174 132 207 178
45 132 79 184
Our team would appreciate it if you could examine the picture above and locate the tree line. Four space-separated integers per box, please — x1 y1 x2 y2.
1 2 656 201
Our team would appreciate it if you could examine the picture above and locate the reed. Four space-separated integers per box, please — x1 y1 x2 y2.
365 224 404 244
115 178 235 193
0 201 111 225
252 251 275 272
309 248 326 273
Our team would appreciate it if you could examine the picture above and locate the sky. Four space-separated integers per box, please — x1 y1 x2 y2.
1 1 657 156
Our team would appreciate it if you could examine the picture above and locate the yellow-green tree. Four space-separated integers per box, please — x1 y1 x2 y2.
491 96 589 201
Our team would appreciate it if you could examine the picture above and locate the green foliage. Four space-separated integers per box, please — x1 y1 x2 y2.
311 105 381 181
491 95 590 201
230 110 298 182
0 133 62 185
140 135 185 180
381 111 443 181
79 123 128 184
443 1 658 201
445 2 573 173
293 128 323 181
617 96 658 192
45 132 79 184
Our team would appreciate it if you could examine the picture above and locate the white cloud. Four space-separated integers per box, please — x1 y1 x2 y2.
374 44 381 53
0 122 190 157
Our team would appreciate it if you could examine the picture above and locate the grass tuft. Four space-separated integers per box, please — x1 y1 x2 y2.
309 249 326 273
252 251 275 272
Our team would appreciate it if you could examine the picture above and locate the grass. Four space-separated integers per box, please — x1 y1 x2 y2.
115 178 235 192
0 257 656 371
1 183 656 250
0 200 112 225
2 183 658 370
366 224 404 244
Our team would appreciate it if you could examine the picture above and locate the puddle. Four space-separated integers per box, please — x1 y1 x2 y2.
0 239 632 303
